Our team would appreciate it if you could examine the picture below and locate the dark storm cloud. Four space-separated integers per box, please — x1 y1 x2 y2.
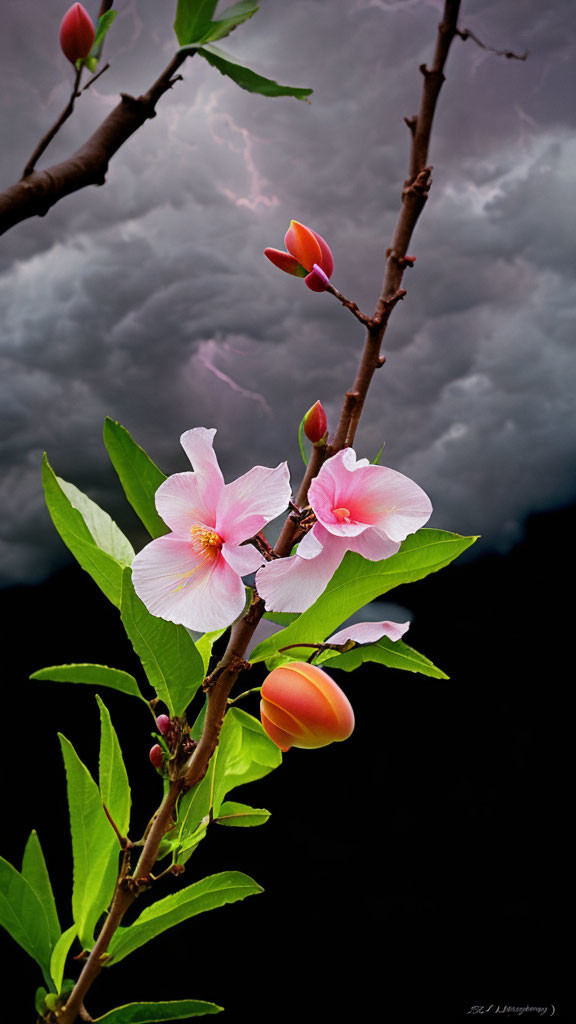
1 0 575 583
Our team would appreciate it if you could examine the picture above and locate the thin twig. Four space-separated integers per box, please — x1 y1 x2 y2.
21 65 83 178
83 62 111 91
456 27 527 60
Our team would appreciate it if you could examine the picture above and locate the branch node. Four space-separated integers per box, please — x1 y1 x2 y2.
404 115 417 135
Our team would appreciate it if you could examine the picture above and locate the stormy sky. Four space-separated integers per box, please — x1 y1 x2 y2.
1 0 575 585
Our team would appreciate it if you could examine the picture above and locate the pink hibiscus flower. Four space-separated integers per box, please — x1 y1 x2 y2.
256 448 432 613
131 428 291 632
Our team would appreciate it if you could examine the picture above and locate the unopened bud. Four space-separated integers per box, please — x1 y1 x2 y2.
149 744 164 770
156 714 171 735
303 401 328 444
59 4 95 64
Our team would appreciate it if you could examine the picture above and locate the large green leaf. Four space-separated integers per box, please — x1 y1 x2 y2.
250 529 477 664
21 832 60 948
0 856 53 986
103 419 168 539
107 872 262 964
174 0 218 45
318 636 448 678
97 697 131 839
42 455 133 608
30 664 146 703
59 735 119 948
174 709 280 857
195 2 259 44
197 44 312 100
50 925 77 994
216 801 270 827
94 1000 223 1022
121 571 204 717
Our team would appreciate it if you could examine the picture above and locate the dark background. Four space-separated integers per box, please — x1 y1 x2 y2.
1 503 567 1022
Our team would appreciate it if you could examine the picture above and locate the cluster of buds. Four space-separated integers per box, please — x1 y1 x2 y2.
149 714 197 773
59 3 95 64
260 661 355 752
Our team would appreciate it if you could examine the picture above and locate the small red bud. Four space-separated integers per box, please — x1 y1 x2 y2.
303 401 328 444
149 744 164 770
59 4 95 64
156 714 171 735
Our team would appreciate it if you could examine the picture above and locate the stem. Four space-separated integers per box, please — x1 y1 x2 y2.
22 66 83 179
57 4 468 1019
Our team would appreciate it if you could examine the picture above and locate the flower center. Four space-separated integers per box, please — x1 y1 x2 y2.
190 524 223 557
332 506 351 523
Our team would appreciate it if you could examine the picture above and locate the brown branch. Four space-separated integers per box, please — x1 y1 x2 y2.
0 51 193 237
456 27 527 61
56 5 491 1020
22 65 83 179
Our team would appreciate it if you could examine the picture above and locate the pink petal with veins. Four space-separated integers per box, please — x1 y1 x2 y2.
264 248 306 277
155 472 216 536
257 529 346 613
179 428 225 512
221 541 265 576
216 462 291 546
131 534 246 632
327 620 410 645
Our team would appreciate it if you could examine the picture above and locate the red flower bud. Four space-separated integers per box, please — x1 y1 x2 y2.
156 714 171 735
149 743 164 770
260 661 355 752
303 400 328 444
59 4 95 64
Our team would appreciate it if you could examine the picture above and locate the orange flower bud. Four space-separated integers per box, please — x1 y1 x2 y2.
260 661 354 752
59 4 95 64
303 400 328 444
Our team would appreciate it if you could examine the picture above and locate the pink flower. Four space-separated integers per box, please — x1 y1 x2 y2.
326 620 410 645
132 428 291 632
264 220 334 292
59 4 95 64
256 448 432 613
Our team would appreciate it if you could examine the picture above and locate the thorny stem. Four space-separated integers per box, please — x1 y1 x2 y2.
57 3 508 1020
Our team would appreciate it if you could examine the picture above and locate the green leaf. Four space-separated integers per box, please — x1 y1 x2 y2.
50 925 77 994
121 570 205 717
97 697 131 839
103 419 168 539
21 832 60 949
318 636 448 678
216 801 270 827
193 2 259 45
372 442 385 465
30 664 146 703
91 9 117 55
58 734 119 948
193 629 226 675
107 872 262 965
297 413 309 466
173 708 280 857
197 44 312 100
174 0 218 45
263 612 299 626
35 988 48 1015
250 529 478 664
42 455 134 608
0 857 53 986
93 1000 223 1022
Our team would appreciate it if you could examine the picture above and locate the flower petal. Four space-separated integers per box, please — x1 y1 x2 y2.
311 229 334 277
179 427 225 512
216 462 291 546
284 220 323 271
264 248 307 277
221 541 265 576
131 534 245 632
257 531 346 613
327 620 410 645
346 527 400 561
155 472 215 536
305 265 330 292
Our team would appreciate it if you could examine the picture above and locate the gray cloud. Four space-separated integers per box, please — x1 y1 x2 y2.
1 0 575 583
